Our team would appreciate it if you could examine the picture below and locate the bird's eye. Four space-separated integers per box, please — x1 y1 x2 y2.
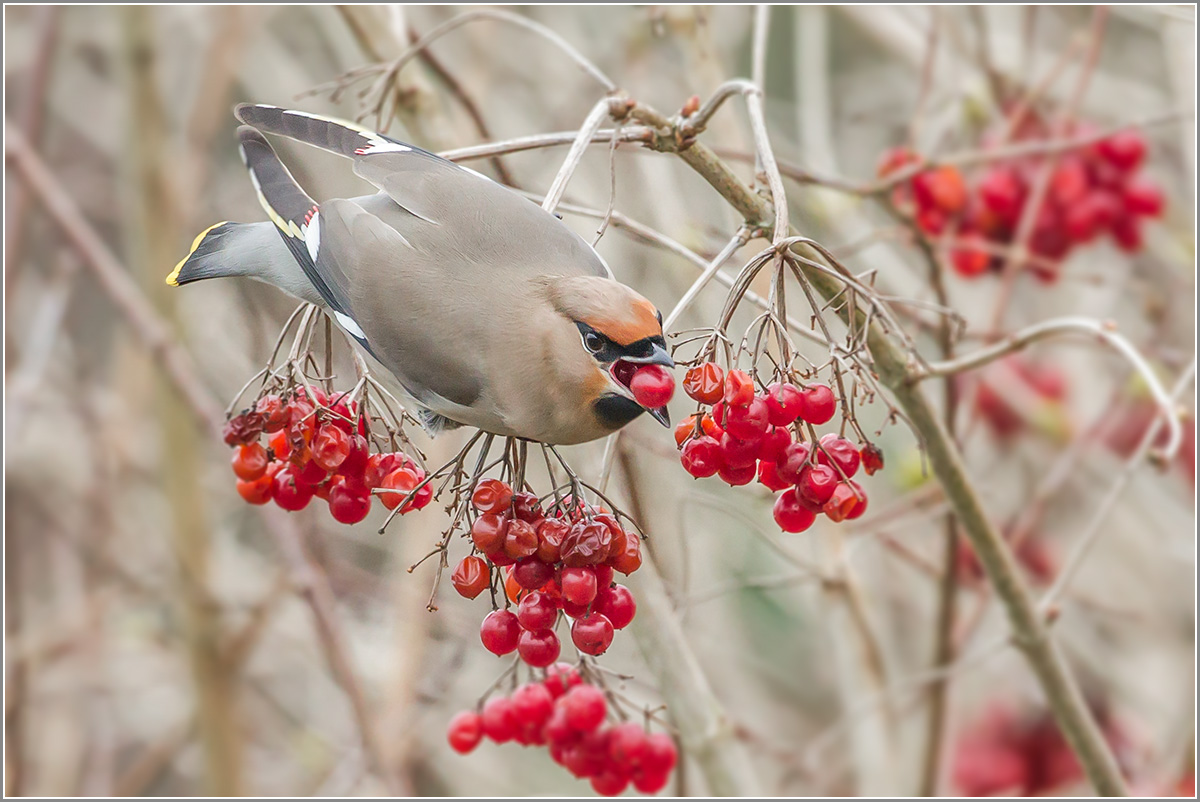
583 331 604 353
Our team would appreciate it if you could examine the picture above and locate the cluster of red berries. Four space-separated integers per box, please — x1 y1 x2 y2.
446 664 678 796
451 480 641 666
223 388 432 524
674 363 882 534
879 126 1164 282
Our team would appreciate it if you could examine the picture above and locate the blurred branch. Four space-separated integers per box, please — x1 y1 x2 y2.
4 120 403 797
439 126 653 162
4 125 224 430
919 316 1182 460
616 443 763 796
3 4 60 313
124 8 243 793
1039 360 1196 614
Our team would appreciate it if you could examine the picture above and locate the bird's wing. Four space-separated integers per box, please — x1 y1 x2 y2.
235 125 355 321
233 104 611 280
315 197 494 414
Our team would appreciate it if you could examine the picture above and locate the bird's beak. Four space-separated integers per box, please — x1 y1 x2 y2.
646 404 671 428
622 342 675 369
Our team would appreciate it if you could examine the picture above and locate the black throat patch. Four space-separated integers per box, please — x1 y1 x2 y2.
593 394 644 430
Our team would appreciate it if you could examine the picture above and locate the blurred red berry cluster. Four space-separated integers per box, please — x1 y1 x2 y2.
952 703 1129 797
879 125 1164 282
453 480 642 666
223 387 431 524
447 665 678 795
675 363 882 534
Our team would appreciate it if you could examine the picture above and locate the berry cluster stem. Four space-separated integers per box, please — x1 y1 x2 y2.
640 110 1129 796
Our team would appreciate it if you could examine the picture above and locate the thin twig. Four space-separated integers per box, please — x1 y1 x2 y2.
919 316 1182 460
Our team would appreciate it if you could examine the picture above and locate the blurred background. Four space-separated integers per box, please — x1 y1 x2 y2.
4 5 1195 797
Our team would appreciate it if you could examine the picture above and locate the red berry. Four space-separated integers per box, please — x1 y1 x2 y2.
510 683 555 729
1121 178 1164 217
467 477 510 515
236 473 274 505
272 470 314 511
504 519 539 561
629 365 675 408
517 628 561 667
231 442 269 481
571 613 615 656
719 432 761 469
798 384 836 424
952 241 991 278
452 556 489 599
717 461 756 486
1049 158 1089 207
591 773 629 797
362 452 399 489
797 464 839 507
511 491 543 523
592 562 615 589
1097 131 1146 171
861 443 885 476
223 411 264 446
544 663 582 699
816 434 862 477
913 166 967 214
328 482 371 524
311 424 350 472
378 467 423 513
916 206 947 235
823 482 868 522
765 382 804 426
536 519 568 564
517 591 558 631
774 489 817 533
480 610 520 656
1111 216 1142 252
723 396 770 439
293 456 328 487
876 145 919 178
609 721 649 765
723 369 755 407
561 566 599 607
633 769 671 794
593 584 635 629
561 684 607 731
683 362 724 404
642 732 679 774
256 394 289 433
609 529 643 576
337 434 369 482
775 441 813 484
481 696 516 743
560 521 612 568
512 557 553 591
446 711 484 754
471 512 510 553
978 167 1025 223
757 425 792 463
757 458 792 491
674 414 700 448
680 436 722 478
268 429 291 462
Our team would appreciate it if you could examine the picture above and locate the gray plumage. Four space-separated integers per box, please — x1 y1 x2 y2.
170 105 672 445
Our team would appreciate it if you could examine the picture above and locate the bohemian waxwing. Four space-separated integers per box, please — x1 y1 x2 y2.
168 104 673 445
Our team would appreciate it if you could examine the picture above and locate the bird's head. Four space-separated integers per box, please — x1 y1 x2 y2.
544 275 674 431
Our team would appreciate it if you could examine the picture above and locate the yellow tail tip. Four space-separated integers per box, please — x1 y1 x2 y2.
166 221 228 287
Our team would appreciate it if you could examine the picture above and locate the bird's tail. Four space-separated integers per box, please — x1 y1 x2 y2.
165 220 322 305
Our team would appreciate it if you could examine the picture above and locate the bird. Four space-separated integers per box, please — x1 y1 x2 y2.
168 104 673 446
